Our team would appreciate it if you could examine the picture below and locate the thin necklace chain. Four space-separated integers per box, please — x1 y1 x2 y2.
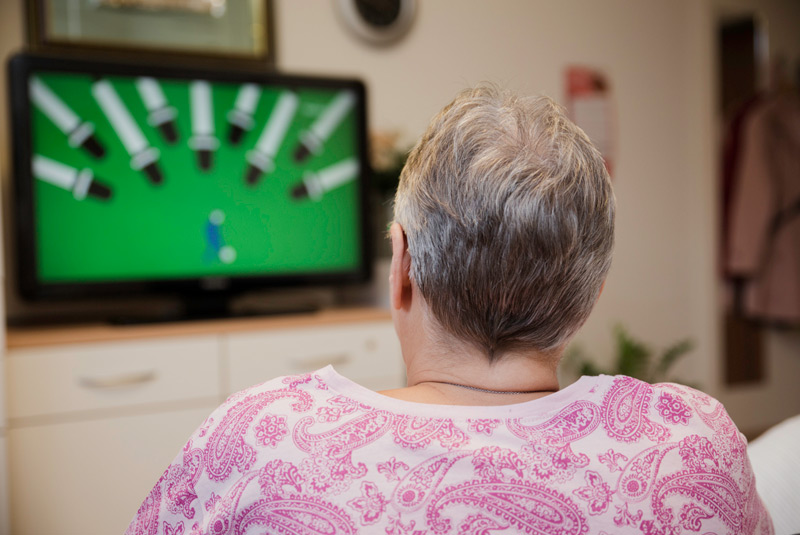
426 381 553 395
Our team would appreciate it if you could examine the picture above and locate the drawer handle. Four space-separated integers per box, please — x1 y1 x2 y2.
292 353 350 370
78 370 157 389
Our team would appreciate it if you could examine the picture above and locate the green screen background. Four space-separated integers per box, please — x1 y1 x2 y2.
31 72 363 283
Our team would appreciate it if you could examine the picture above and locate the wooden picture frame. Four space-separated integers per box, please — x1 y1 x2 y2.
26 0 275 70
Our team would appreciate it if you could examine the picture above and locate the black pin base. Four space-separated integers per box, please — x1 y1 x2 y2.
293 142 312 163
197 149 213 172
245 165 263 186
158 121 179 144
81 135 106 159
290 182 308 200
142 162 164 184
88 180 113 201
228 124 246 145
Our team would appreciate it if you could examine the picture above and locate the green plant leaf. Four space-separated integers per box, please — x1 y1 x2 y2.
579 361 604 377
614 325 651 380
561 345 599 377
654 339 694 381
559 325 697 387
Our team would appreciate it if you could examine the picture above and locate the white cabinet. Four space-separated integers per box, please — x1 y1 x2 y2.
4 309 402 535
7 335 221 420
6 335 223 535
226 321 404 393
9 407 214 535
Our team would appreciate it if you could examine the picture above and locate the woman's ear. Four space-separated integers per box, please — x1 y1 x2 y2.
389 222 412 310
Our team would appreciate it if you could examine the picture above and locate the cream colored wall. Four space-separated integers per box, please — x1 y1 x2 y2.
280 1 707 363
0 1 22 531
0 0 797 437
279 0 722 415
0 0 26 329
276 0 800 435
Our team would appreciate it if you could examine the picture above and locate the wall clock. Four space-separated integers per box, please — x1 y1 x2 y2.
336 0 417 45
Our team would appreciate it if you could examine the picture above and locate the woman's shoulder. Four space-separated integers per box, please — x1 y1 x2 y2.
592 374 723 412
582 374 741 443
201 369 335 427
224 369 333 401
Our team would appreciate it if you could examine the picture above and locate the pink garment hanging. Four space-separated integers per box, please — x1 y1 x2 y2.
726 91 800 325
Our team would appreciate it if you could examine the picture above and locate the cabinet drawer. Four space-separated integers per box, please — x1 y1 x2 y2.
7 335 220 420
9 406 213 535
225 321 404 393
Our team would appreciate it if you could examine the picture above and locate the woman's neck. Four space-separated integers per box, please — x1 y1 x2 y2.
385 274 562 406
381 319 562 406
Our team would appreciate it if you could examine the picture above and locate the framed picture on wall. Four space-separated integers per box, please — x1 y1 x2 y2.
26 0 274 69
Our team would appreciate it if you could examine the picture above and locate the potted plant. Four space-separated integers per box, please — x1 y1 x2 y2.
562 325 696 387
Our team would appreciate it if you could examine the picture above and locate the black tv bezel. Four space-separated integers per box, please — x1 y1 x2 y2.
8 52 373 304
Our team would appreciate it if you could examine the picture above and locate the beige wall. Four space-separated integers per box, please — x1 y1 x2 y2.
0 2 21 530
278 1 715 402
276 0 800 433
0 0 25 327
0 0 24 207
0 0 798 435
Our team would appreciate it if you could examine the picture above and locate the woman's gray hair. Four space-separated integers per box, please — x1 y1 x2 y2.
393 85 615 360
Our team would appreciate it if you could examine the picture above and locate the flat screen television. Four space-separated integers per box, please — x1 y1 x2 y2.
8 53 372 320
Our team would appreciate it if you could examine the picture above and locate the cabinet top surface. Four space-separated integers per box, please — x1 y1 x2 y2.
6 307 392 349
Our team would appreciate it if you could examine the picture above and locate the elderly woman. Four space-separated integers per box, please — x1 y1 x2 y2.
127 86 772 534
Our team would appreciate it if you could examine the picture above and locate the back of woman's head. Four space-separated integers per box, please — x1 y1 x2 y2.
393 85 615 361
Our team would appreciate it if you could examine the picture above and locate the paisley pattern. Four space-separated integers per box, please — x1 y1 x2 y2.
655 392 693 426
128 477 163 535
426 479 589 535
572 470 613 515
126 368 773 534
205 389 313 482
293 410 394 457
507 400 600 444
393 415 470 450
651 470 744 531
520 442 590 483
458 513 508 534
601 377 670 443
234 496 357 534
616 443 679 503
164 446 204 519
392 451 473 513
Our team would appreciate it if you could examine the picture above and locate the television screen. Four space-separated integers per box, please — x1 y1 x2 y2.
9 54 371 305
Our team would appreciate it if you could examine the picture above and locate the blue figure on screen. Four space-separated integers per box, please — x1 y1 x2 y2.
204 210 236 264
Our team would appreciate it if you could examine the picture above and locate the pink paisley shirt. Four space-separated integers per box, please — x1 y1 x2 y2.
126 366 773 535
